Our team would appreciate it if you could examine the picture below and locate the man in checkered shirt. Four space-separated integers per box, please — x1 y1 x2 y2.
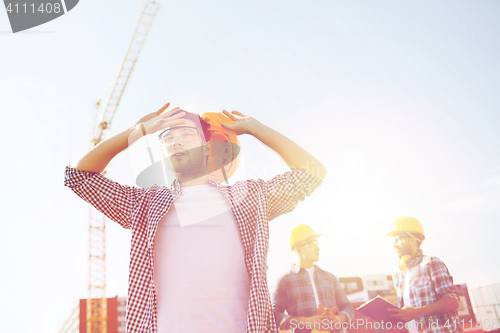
386 217 462 333
64 103 326 333
273 224 353 332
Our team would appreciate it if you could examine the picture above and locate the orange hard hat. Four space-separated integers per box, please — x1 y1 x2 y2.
202 112 241 184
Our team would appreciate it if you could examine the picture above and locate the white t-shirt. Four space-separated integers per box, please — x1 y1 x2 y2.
305 266 320 308
153 184 250 333
403 273 419 333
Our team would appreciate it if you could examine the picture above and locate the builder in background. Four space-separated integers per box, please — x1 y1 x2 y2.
387 217 462 333
273 224 354 332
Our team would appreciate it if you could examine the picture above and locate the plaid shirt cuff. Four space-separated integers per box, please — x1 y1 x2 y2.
291 168 324 195
339 311 351 322
64 165 100 187
441 293 460 301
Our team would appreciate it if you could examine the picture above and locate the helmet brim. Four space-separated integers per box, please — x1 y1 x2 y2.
386 230 425 241
291 234 322 250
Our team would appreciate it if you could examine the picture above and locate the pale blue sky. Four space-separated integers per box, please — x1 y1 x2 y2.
1 1 499 332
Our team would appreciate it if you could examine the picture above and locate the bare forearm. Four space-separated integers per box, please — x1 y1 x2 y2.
74 126 141 173
249 121 327 180
390 296 460 322
73 103 186 173
420 297 459 317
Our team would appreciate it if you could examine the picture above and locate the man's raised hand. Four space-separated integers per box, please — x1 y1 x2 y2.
132 103 186 137
221 110 259 136
74 103 186 173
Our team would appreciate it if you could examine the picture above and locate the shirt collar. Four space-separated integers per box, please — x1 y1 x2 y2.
291 264 319 274
171 179 221 194
170 179 181 195
406 249 424 268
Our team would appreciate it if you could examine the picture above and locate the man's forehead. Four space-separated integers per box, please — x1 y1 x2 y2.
158 115 203 136
164 126 198 134
158 114 206 143
181 118 199 128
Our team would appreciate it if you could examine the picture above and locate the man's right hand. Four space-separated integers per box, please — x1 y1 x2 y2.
130 103 186 140
74 102 185 173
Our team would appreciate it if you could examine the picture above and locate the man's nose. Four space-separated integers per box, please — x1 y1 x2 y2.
172 135 183 145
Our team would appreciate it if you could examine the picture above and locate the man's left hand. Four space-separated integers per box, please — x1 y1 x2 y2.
218 108 327 180
388 306 423 322
221 110 259 136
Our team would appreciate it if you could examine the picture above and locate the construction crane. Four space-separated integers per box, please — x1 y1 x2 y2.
88 2 160 333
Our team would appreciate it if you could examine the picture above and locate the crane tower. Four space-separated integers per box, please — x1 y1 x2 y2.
88 2 160 332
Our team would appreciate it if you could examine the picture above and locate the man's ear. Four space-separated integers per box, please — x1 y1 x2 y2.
204 143 211 156
203 143 213 173
409 237 420 249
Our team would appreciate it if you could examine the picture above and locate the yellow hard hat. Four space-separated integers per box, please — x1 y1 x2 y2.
386 216 425 241
290 224 321 250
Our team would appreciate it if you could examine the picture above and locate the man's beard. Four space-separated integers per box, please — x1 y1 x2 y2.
167 146 211 181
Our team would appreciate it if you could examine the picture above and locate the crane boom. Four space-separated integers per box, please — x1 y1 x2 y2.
87 2 160 333
92 1 161 145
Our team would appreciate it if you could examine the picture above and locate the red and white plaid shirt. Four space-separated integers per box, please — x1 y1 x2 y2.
273 264 354 333
64 166 322 333
394 250 462 333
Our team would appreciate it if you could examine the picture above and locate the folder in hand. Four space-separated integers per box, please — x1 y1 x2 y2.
356 295 405 325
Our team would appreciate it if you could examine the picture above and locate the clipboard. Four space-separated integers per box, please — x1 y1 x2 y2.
356 295 405 325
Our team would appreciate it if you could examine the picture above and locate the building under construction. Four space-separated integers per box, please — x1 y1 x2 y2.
58 296 127 333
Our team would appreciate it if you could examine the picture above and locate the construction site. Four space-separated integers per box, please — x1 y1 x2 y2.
2 1 500 333
55 1 500 332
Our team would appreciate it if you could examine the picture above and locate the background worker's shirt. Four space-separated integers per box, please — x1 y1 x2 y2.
64 166 322 333
272 264 354 333
394 250 462 333
153 184 249 333
403 275 420 333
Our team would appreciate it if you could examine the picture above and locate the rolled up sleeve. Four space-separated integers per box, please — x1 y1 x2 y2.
429 257 460 300
64 166 146 229
265 168 323 221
